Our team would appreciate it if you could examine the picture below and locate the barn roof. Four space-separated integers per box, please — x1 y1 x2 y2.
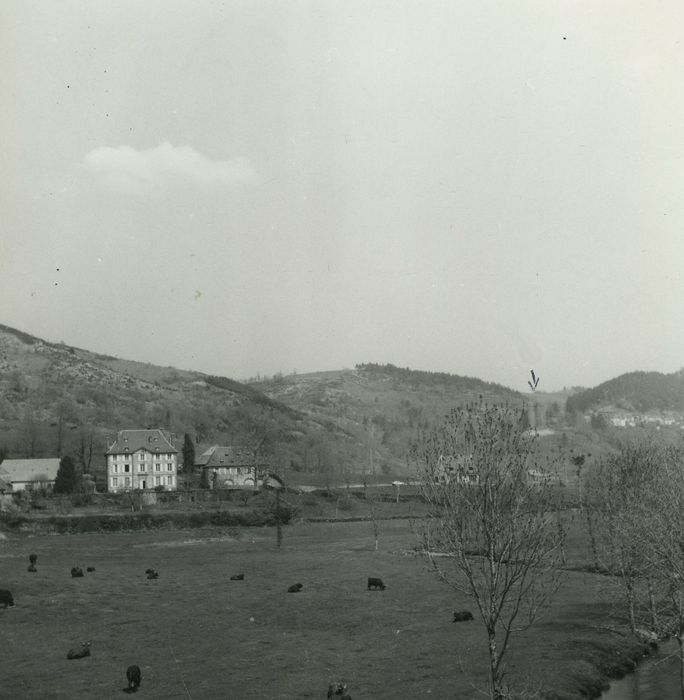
0 458 60 484
106 429 177 455
196 446 267 468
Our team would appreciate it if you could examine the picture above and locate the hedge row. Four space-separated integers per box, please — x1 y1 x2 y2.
0 507 292 534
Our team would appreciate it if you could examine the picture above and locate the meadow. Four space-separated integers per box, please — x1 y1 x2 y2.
0 518 643 699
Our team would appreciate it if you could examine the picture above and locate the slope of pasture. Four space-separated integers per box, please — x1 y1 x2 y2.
0 520 639 699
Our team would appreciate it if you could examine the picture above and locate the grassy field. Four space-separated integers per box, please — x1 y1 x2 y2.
0 518 643 699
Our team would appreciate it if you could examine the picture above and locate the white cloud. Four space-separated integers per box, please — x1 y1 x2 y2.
82 142 256 194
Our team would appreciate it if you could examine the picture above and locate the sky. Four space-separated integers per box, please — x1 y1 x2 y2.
2 1 683 393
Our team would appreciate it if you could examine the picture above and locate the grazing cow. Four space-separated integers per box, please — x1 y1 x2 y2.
328 682 348 697
146 570 159 580
71 567 84 578
27 564 37 572
86 567 96 572
287 583 303 593
126 664 142 691
230 574 244 581
67 641 91 660
452 610 474 623
367 577 386 591
29 553 37 566
0 590 15 608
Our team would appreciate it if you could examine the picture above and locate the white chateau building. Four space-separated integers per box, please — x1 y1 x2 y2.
105 429 178 492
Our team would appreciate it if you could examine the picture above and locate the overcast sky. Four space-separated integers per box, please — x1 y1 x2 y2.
2 1 683 392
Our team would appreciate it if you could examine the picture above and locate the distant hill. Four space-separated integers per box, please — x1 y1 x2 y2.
565 370 684 415
0 324 335 482
0 323 597 487
248 363 527 475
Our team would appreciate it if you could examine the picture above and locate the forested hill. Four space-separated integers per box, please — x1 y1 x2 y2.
0 322 531 482
249 363 526 474
356 363 522 399
566 370 684 414
0 323 317 477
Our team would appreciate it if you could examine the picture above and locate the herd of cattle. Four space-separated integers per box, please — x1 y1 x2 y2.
2 553 146 692
2 549 476 697
0 553 402 699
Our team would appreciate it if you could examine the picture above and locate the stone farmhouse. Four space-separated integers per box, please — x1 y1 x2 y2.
0 458 60 492
105 429 178 492
196 445 268 489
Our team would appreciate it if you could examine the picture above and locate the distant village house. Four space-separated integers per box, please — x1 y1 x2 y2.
105 429 178 492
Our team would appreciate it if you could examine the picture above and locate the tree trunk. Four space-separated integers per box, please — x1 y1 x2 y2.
625 576 637 635
647 579 658 631
678 633 684 700
584 508 600 570
488 628 501 699
276 489 282 548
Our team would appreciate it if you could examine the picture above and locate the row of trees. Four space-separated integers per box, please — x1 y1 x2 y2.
589 440 684 697
413 401 684 699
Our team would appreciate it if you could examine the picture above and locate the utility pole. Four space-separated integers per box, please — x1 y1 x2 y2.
276 487 282 548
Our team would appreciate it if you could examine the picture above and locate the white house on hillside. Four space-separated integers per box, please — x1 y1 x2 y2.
0 458 60 492
105 429 178 492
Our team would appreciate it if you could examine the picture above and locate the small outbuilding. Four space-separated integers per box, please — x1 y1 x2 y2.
0 458 60 492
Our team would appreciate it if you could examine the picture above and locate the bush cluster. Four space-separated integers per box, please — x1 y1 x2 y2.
0 507 294 534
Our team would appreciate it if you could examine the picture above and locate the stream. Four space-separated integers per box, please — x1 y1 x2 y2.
601 641 681 699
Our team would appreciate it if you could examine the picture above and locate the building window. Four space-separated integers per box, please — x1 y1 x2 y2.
113 465 119 474
167 463 172 471
138 464 145 473
112 477 118 487
124 477 130 487
155 464 161 471
124 464 130 473
154 476 160 486
138 453 146 461
167 475 173 486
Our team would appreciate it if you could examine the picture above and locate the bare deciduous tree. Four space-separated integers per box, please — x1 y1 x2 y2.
623 442 684 698
414 402 565 699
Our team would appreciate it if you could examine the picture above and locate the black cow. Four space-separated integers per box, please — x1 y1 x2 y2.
367 577 386 591
328 682 348 697
29 553 37 566
0 590 14 608
452 610 474 622
27 564 37 573
146 570 159 580
230 574 245 581
71 567 84 578
126 664 142 691
67 641 91 660
86 567 96 573
287 583 303 593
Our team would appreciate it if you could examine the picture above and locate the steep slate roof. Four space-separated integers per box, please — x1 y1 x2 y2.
195 446 266 468
105 429 177 455
0 458 60 483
